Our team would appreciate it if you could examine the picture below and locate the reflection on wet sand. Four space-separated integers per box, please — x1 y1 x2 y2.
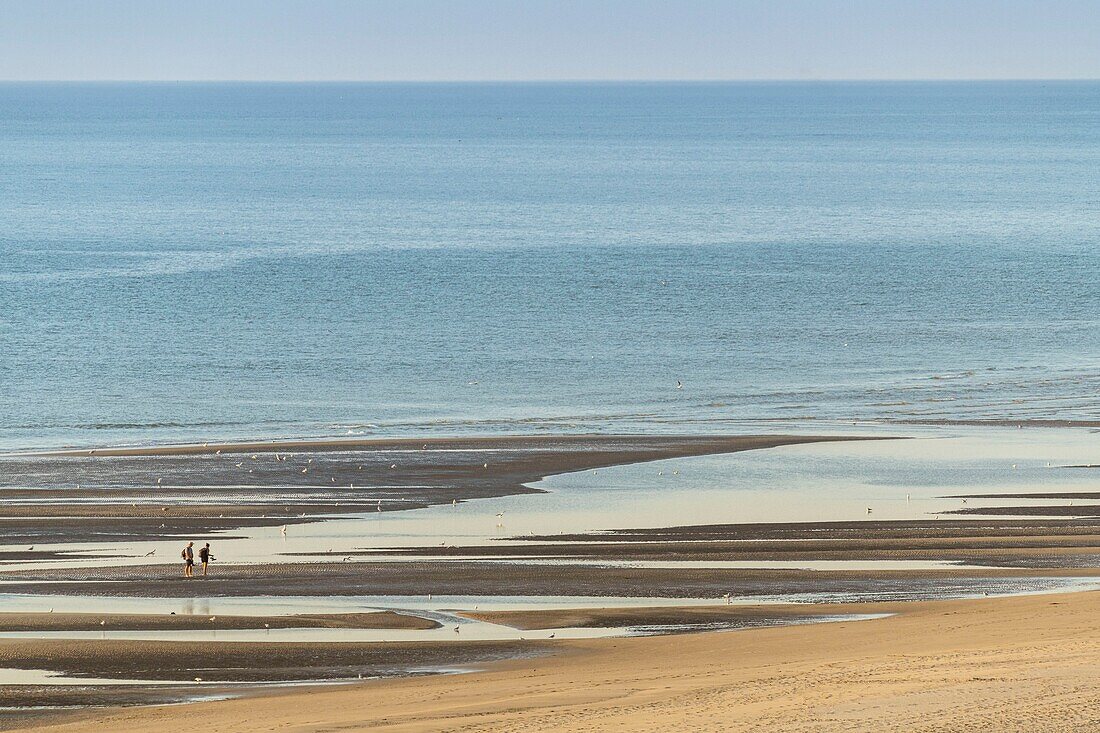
2 429 1100 723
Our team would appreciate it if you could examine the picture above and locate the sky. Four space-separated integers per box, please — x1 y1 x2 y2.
0 0 1098 81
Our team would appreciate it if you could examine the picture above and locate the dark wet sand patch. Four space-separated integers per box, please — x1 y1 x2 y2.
944 506 1100 517
946 492 1100 499
0 551 116 563
1 560 1093 599
0 687 217 731
22 434 871 458
0 611 438 632
0 638 552 683
0 434 862 545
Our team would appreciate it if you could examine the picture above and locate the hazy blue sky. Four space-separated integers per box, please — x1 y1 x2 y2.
1 0 1098 81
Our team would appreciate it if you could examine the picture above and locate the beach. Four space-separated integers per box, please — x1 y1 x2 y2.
1 431 1099 729
15 589 1100 732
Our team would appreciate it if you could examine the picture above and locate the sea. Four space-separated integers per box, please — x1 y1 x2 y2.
1 81 1098 450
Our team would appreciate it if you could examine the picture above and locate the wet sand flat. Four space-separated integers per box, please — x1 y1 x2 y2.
0 611 439 632
3 558 1096 600
18 589 1100 733
360 517 1100 565
0 434 859 546
20 435 870 458
0 638 550 684
462 600 913 629
5 431 1100 728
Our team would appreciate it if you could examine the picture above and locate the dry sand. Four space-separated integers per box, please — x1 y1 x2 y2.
18 589 1100 732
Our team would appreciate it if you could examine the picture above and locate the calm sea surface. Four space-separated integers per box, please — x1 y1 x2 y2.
1 82 1098 450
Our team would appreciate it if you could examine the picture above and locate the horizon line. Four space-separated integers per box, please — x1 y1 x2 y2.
1 77 1099 84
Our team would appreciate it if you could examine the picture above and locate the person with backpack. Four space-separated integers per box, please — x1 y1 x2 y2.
181 541 194 578
198 542 215 576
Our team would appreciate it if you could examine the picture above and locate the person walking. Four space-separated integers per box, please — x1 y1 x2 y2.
198 542 214 576
181 541 194 578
